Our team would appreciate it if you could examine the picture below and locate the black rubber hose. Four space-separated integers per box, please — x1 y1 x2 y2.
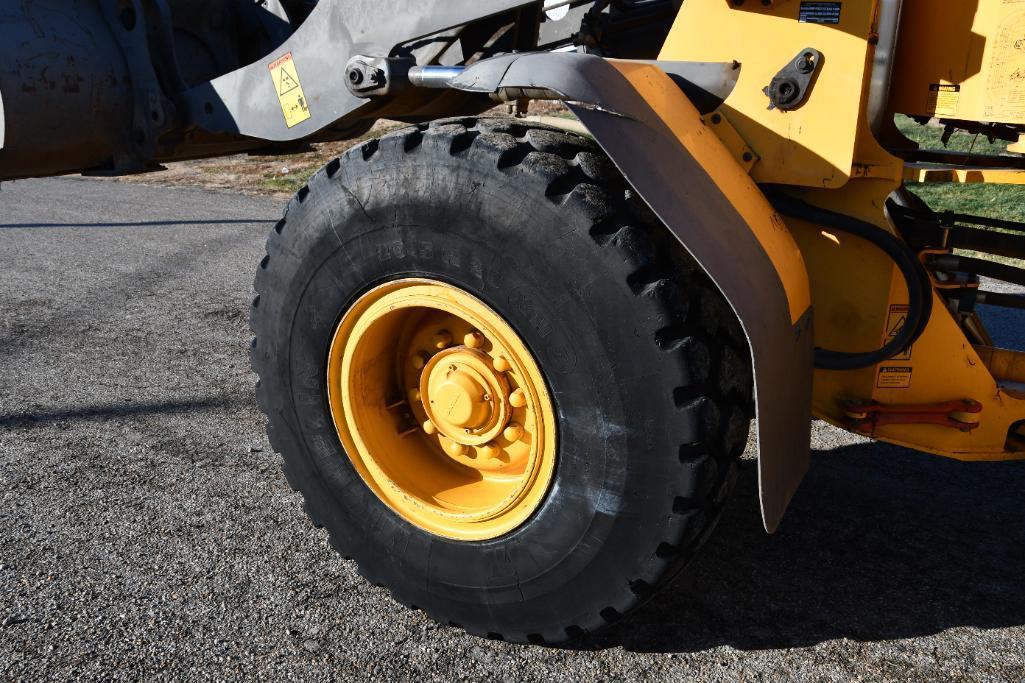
769 193 933 371
979 291 1025 310
927 254 1025 289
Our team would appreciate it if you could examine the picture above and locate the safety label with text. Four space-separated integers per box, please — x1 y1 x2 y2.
877 366 913 390
799 2 842 24
883 304 913 361
269 53 311 128
927 84 960 117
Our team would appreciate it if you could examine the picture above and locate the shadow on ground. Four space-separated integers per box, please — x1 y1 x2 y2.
589 439 1025 653
0 395 248 429
0 219 273 230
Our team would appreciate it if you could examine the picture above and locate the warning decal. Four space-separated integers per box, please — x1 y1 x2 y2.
883 304 913 361
927 84 961 117
269 53 311 128
877 366 912 390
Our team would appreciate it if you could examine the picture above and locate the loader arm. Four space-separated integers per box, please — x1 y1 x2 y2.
186 0 539 141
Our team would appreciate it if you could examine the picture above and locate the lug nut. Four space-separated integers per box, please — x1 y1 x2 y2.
494 357 512 373
464 331 485 349
503 423 524 442
411 351 430 370
445 441 468 457
509 389 527 409
433 330 453 350
481 443 501 460
409 388 421 403
422 420 438 435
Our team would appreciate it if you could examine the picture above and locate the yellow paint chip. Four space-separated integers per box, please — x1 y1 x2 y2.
269 53 311 128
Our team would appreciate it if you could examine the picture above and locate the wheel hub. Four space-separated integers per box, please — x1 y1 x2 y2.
420 347 515 461
433 365 488 429
325 279 556 541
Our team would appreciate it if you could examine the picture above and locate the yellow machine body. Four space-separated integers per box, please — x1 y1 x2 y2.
659 0 1025 462
890 0 1025 126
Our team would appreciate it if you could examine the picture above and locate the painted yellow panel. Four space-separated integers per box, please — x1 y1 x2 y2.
659 0 879 188
891 0 1025 125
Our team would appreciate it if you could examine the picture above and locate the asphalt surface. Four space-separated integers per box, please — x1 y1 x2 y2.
2 177 1025 681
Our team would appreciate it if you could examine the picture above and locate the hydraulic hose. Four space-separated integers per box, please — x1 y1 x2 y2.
927 254 1025 290
769 194 933 371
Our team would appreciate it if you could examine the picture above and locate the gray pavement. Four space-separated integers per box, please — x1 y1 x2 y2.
2 177 1025 681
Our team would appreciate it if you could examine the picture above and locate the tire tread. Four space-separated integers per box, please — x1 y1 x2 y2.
249 117 753 644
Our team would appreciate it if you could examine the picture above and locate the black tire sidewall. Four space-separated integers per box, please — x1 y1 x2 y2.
265 129 707 637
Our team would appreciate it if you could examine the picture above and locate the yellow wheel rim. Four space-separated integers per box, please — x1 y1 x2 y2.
326 279 557 541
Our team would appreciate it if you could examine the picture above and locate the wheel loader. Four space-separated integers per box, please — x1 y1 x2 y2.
3 0 1025 643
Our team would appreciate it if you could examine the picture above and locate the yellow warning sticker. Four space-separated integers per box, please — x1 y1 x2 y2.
877 366 913 390
269 53 311 128
883 304 913 361
927 84 960 117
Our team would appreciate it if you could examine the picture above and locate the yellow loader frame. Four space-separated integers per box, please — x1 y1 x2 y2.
661 0 1025 463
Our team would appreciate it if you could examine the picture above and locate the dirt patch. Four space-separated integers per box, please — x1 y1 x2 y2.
115 122 401 200
115 105 575 200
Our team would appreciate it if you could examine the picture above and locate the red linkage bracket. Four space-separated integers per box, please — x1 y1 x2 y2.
843 399 982 437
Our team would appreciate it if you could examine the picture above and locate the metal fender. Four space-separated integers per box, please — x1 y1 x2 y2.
452 53 815 531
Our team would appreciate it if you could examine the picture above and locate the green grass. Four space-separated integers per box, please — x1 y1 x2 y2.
896 116 1025 267
256 124 401 194
897 115 1025 222
906 183 1025 224
895 115 1008 156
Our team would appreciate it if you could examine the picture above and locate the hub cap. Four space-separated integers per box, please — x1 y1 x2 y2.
326 279 557 541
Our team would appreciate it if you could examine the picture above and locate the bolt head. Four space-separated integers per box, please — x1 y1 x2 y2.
433 330 453 350
796 54 815 74
494 357 512 373
411 351 430 370
509 389 527 409
464 331 485 349
503 423 524 442
422 420 438 436
445 441 468 457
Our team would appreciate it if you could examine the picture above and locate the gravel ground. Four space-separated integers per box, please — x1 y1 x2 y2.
2 177 1025 681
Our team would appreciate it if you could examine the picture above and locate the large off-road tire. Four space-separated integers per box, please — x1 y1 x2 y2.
250 118 753 644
